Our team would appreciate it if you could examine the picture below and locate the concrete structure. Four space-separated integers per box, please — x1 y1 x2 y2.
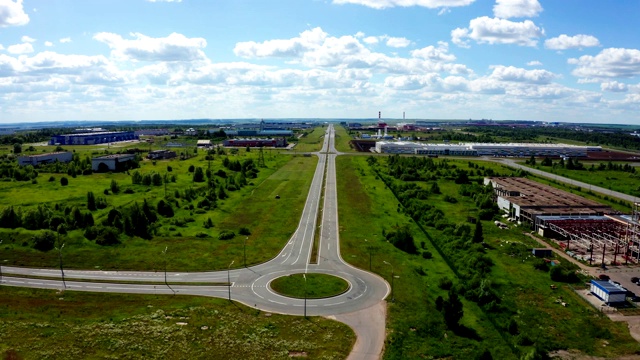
147 150 176 160
50 131 138 146
18 152 73 166
590 280 627 304
375 141 601 157
532 248 553 258
225 129 293 137
135 129 169 136
196 140 212 148
185 128 197 136
223 138 287 148
484 177 613 228
92 154 136 172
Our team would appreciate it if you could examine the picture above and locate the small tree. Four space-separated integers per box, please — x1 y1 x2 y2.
110 179 120 194
87 191 97 211
60 177 69 186
13 143 22 154
473 220 484 243
442 289 463 329
193 167 205 182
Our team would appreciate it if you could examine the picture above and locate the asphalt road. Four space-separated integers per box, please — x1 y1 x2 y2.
0 125 390 359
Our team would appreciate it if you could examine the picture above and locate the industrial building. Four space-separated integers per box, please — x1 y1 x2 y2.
590 280 627 304
147 150 176 160
375 141 601 157
223 138 287 148
18 152 73 166
486 176 640 267
135 129 169 136
196 140 212 148
50 131 138 146
92 154 136 172
224 129 293 137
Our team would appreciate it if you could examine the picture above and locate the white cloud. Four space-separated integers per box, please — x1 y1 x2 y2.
0 0 29 27
363 36 379 45
331 0 475 10
452 17 543 47
601 81 628 93
147 0 182 2
44 41 53 47
527 60 542 66
94 32 207 62
20 35 35 43
411 42 456 62
386 37 411 48
490 65 556 84
545 34 600 50
7 42 33 54
569 48 640 79
235 27 327 58
60 37 72 43
493 0 542 19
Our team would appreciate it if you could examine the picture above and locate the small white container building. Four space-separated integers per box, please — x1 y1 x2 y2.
590 280 626 304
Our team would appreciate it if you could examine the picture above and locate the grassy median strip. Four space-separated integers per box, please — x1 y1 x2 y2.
270 273 349 299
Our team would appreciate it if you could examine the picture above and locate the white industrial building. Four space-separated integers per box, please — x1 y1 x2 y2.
92 154 136 172
18 152 73 166
375 141 600 157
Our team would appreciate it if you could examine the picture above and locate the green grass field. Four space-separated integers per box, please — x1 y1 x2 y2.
336 155 640 359
292 126 327 153
0 152 318 272
333 125 354 153
0 286 354 360
270 273 349 299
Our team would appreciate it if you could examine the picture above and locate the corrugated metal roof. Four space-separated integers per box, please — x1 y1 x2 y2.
591 280 626 294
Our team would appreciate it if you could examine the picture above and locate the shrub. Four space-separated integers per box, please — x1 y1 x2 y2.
422 251 433 259
218 230 235 240
195 232 209 238
438 277 453 290
96 226 121 246
33 231 56 251
124 188 134 194
110 179 120 194
167 166 172 172
188 165 195 173
48 176 55 182
239 227 251 236
60 177 68 186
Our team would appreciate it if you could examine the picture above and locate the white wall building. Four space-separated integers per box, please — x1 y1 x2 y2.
375 141 600 157
18 152 73 166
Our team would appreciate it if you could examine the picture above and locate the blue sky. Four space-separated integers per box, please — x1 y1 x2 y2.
1 0 640 124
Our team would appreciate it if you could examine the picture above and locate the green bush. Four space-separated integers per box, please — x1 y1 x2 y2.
60 177 68 186
218 230 235 240
32 231 56 251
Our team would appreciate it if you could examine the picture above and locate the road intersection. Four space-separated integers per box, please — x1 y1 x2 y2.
1 124 390 358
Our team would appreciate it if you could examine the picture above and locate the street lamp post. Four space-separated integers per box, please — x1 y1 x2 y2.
303 273 307 318
228 260 235 301
244 237 248 267
57 243 66 289
383 260 394 302
0 239 3 283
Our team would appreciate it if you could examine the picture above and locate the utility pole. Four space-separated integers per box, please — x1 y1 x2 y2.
0 239 3 283
228 260 234 301
57 243 66 289
162 246 175 295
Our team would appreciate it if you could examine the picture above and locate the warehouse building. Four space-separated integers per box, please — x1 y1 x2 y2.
375 141 600 157
484 177 613 229
147 150 176 160
92 154 136 172
223 138 287 148
18 152 73 166
590 280 627 304
50 131 138 145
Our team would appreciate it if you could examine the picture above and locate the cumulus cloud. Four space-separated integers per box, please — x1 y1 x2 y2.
600 81 628 93
527 60 542 66
544 34 600 50
386 37 411 48
411 42 456 62
0 0 29 27
95 32 207 62
20 35 35 43
493 0 542 19
451 17 544 47
490 65 556 84
331 0 475 10
235 27 327 58
44 41 53 47
147 0 182 2
7 42 33 54
60 37 72 43
569 48 640 78
363 36 379 45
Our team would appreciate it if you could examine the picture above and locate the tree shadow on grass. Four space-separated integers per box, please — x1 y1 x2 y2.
452 324 482 341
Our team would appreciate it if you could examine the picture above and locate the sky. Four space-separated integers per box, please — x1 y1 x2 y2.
1 0 640 124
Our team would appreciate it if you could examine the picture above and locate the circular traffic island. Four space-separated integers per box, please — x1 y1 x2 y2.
270 273 349 299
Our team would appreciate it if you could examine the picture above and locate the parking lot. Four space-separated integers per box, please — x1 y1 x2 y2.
595 267 640 299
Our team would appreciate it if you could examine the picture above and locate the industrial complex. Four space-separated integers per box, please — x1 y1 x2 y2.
50 131 138 146
486 177 640 267
375 141 601 157
18 152 72 166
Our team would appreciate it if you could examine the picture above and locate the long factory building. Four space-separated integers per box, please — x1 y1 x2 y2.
374 141 601 157
50 131 138 146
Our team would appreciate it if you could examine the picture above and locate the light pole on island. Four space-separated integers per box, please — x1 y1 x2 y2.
57 243 66 289
303 273 307 318
228 260 235 301
383 260 394 302
244 237 248 267
0 239 3 283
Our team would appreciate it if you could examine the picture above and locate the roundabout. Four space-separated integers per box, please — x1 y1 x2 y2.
270 273 350 299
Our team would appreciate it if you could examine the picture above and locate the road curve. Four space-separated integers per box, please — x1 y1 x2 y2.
1 124 390 359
